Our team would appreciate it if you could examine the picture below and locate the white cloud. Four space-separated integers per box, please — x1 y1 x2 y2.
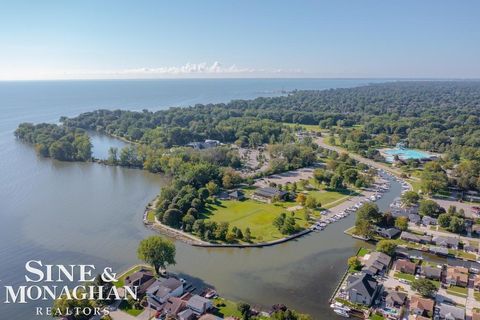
0 62 305 80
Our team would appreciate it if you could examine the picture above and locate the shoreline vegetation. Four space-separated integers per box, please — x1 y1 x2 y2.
15 81 480 249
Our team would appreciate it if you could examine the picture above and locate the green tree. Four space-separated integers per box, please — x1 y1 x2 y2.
401 191 421 207
356 203 382 224
447 216 465 233
395 216 409 231
419 200 444 218
376 240 398 256
206 181 219 196
438 213 451 228
137 236 176 274
348 256 362 271
411 278 437 297
305 196 317 209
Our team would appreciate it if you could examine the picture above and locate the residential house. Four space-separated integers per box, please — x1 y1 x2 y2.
384 290 407 309
376 227 401 239
252 187 287 203
228 190 245 201
472 224 480 236
430 246 449 256
198 315 223 320
421 266 442 280
362 251 392 276
124 268 156 295
446 266 469 287
432 236 459 249
464 244 478 253
410 296 434 317
187 139 221 150
400 231 431 244
178 309 195 320
186 294 213 315
422 216 437 226
147 278 184 309
409 214 422 224
395 259 416 275
344 273 380 306
474 275 480 291
473 309 480 320
437 303 465 320
163 297 187 317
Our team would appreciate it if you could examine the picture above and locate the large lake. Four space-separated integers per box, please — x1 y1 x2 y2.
0 79 398 319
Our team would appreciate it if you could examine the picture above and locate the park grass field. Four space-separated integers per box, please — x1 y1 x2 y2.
308 189 352 206
202 199 308 242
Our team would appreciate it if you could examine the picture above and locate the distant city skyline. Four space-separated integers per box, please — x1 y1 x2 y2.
1 0 480 80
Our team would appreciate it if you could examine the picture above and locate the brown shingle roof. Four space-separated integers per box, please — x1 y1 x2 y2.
410 296 434 313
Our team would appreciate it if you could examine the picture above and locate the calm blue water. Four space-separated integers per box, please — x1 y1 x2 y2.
384 148 433 162
0 79 396 319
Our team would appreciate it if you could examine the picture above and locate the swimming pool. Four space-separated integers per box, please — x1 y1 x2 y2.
383 148 433 162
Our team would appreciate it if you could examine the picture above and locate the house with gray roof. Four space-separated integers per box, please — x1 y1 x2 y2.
437 303 465 320
384 290 407 308
409 214 422 224
422 216 438 226
430 246 449 256
362 251 392 276
178 308 195 320
147 277 184 308
345 273 380 306
421 266 442 280
252 187 287 203
376 227 401 239
432 236 459 249
186 294 212 315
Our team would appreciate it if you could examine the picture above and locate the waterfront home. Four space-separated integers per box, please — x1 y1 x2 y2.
362 251 392 276
187 139 221 150
345 273 380 306
430 246 449 256
421 266 442 280
394 259 416 275
198 315 223 320
163 297 187 317
422 216 437 226
124 268 156 295
464 244 478 253
446 266 468 287
252 187 287 203
384 290 407 309
408 214 422 224
376 227 401 239
437 303 465 320
410 296 434 318
186 294 213 315
147 278 184 308
400 231 431 244
228 190 245 201
178 308 195 320
432 236 459 249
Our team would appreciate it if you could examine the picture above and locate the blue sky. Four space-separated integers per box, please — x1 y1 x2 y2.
1 0 479 80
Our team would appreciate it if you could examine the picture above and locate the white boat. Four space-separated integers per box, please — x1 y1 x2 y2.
330 302 351 312
333 309 350 317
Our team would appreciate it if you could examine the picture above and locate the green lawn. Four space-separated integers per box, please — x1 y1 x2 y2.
146 210 155 223
357 247 370 257
212 297 242 317
308 189 353 208
115 265 153 288
447 285 468 297
394 272 416 282
202 199 308 242
119 300 144 316
283 122 323 132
